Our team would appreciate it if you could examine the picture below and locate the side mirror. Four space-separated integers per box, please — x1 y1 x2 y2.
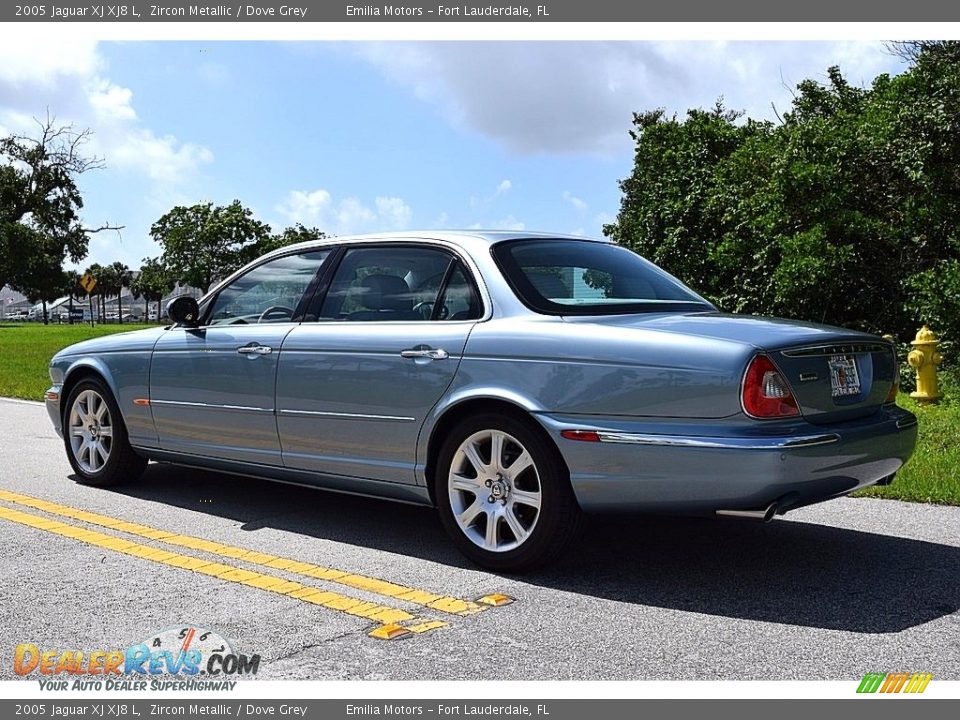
166 296 201 327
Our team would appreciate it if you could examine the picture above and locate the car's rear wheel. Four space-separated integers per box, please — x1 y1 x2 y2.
63 379 147 487
435 413 583 571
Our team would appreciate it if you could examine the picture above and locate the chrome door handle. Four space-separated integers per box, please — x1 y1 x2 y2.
400 347 449 360
237 344 273 355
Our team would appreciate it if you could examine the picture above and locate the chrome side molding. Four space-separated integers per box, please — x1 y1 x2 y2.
593 431 840 450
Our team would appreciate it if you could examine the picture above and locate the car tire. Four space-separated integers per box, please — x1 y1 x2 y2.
62 378 147 487
435 413 583 571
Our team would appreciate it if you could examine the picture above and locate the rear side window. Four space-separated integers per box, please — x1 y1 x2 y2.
438 262 482 321
492 239 713 315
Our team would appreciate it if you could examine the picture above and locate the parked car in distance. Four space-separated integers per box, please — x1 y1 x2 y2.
45 232 918 570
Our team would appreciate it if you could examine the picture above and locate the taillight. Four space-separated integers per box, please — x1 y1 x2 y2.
742 354 800 419
886 346 900 404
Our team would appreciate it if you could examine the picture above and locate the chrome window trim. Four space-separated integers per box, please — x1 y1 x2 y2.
194 237 493 327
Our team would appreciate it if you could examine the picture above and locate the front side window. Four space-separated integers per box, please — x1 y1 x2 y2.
492 239 713 315
206 250 330 325
319 246 479 322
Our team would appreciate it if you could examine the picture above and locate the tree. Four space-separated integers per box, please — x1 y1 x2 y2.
0 116 119 294
131 257 175 322
84 262 107 322
257 224 328 256
151 200 272 293
109 261 131 323
604 42 960 350
16 249 68 325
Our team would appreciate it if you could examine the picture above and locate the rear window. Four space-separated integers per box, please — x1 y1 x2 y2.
492 239 713 315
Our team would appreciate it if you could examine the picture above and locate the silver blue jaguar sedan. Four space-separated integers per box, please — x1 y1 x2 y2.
45 231 917 570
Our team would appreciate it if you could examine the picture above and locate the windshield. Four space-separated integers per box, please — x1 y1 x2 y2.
492 239 714 315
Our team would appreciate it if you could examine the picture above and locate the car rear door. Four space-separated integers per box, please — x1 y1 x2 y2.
276 243 484 484
149 249 331 465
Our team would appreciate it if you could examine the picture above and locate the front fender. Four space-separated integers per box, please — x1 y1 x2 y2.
56 353 157 447
61 357 121 403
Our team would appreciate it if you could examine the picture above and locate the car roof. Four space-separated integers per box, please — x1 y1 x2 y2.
275 230 612 256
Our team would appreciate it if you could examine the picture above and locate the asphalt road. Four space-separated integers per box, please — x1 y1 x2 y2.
1 397 958 681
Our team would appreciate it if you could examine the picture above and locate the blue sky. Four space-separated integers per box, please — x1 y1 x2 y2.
0 41 907 271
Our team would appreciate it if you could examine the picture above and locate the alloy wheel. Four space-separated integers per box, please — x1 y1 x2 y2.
447 429 542 553
68 389 114 474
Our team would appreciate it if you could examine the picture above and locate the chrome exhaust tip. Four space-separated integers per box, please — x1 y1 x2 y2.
716 501 779 523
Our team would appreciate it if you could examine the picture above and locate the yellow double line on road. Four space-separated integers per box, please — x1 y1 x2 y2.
0 489 501 640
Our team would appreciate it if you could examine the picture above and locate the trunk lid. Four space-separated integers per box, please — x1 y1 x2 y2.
565 312 898 423
768 340 897 424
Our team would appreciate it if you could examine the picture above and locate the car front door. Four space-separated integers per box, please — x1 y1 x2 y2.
276 243 484 484
150 249 331 465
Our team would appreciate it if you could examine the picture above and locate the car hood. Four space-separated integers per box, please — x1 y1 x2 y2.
54 327 170 359
563 311 881 350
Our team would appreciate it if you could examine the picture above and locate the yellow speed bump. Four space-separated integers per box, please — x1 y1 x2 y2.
477 593 515 607
0 489 488 617
367 623 412 641
0 504 445 640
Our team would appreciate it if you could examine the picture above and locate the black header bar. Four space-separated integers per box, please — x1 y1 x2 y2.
4 0 960 22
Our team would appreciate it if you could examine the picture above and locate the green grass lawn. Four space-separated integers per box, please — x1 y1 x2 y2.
856 383 960 505
0 322 957 505
0 322 154 400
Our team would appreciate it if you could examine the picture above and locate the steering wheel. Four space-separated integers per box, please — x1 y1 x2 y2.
412 301 449 320
257 305 295 323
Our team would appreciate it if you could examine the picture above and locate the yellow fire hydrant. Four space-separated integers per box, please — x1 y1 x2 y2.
907 325 942 403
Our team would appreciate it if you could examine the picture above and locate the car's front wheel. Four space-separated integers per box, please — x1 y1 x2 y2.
63 378 147 487
435 413 583 571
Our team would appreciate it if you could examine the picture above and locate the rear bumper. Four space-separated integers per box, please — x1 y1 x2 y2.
538 406 918 514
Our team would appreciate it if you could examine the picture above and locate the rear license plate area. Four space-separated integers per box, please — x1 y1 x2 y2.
828 354 861 397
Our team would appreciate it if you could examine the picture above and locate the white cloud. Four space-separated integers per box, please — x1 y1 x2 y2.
595 211 615 224
355 41 904 156
0 38 101 88
88 80 137 122
375 196 413 229
563 191 588 212
469 215 525 231
276 189 414 235
107 129 214 185
470 178 513 208
0 40 212 190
